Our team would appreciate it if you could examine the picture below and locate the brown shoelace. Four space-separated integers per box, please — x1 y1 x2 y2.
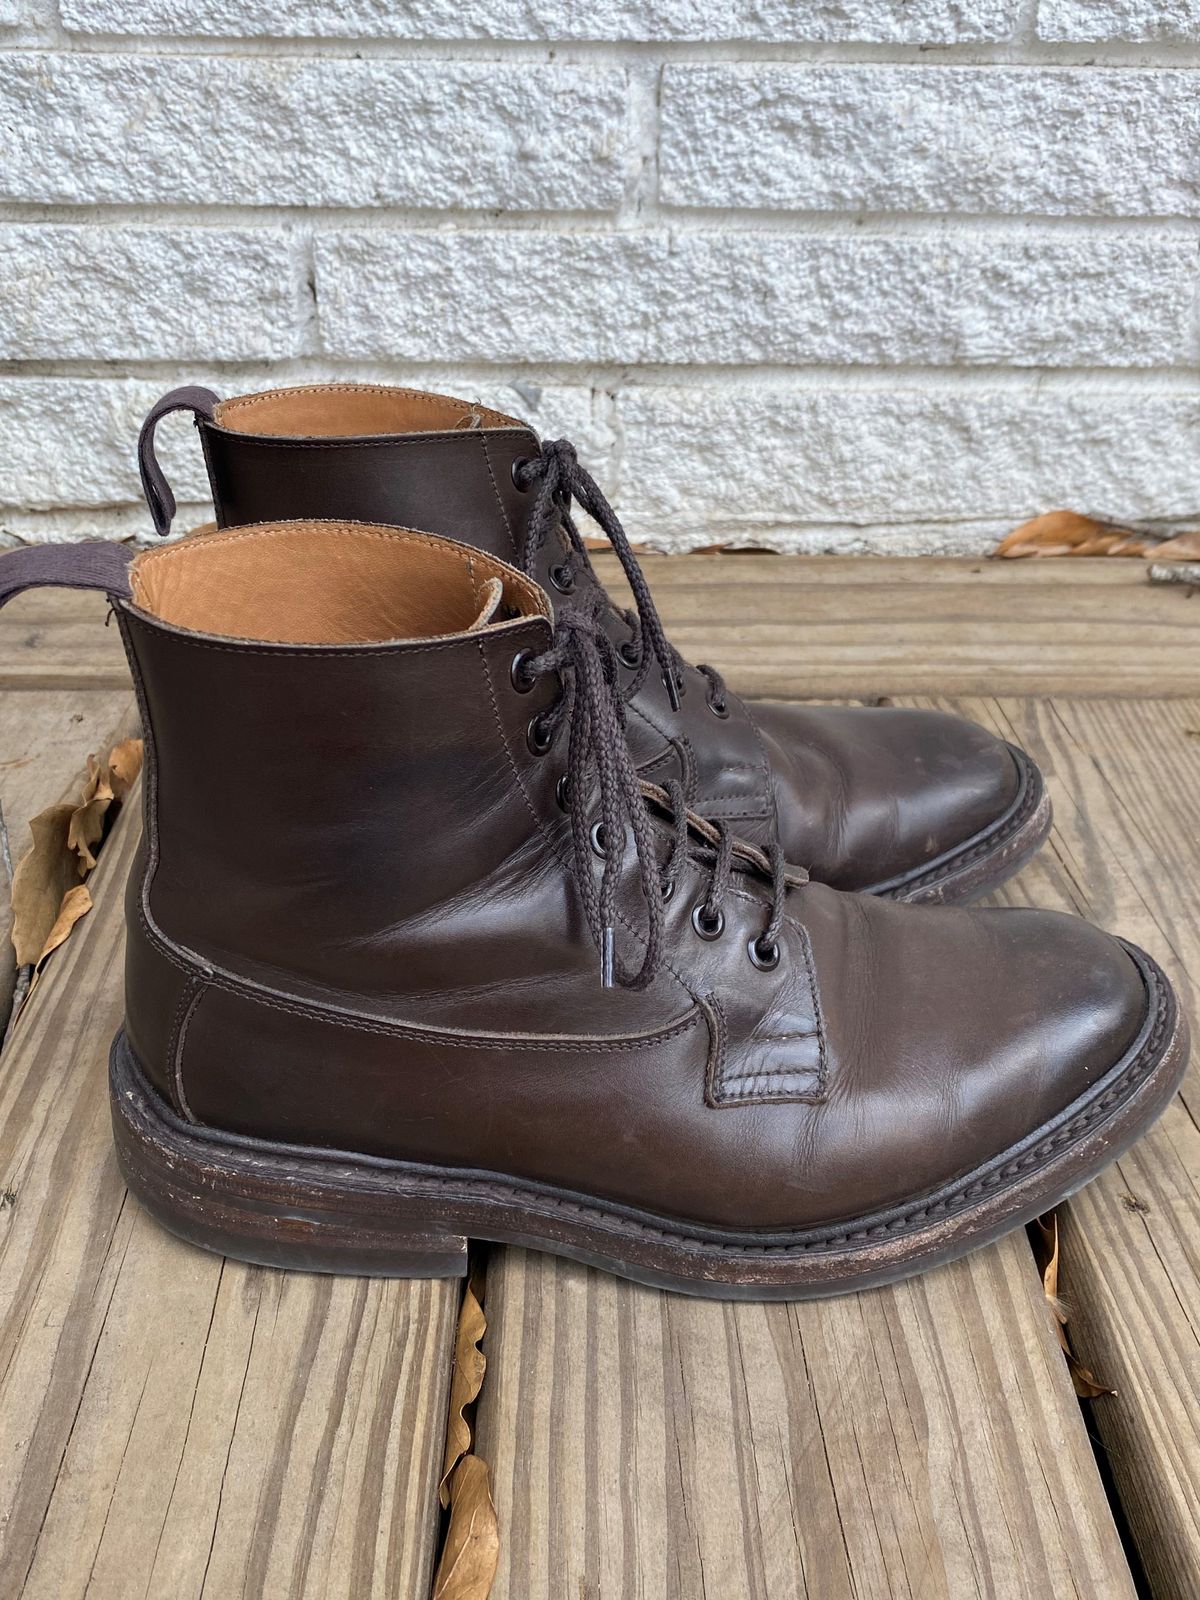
515 439 729 719
522 594 790 990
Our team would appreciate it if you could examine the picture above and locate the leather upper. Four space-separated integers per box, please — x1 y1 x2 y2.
195 384 1028 890
115 521 1148 1234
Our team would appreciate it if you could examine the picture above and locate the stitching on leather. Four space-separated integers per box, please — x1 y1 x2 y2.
476 428 522 565
737 690 779 834
119 603 549 660
135 879 704 1054
205 979 704 1053
216 384 517 431
169 978 207 1123
704 909 828 1107
132 519 544 611
197 418 222 524
147 958 1174 1258
211 430 533 451
703 992 727 1105
689 799 773 821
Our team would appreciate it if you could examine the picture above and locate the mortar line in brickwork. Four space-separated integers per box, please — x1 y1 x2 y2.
3 360 1198 395
17 35 1200 68
7 508 1196 559
1 206 1198 238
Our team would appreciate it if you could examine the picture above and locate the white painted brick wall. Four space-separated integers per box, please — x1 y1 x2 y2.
0 7 1197 554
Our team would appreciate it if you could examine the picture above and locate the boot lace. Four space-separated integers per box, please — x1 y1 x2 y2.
521 594 794 991
515 439 729 719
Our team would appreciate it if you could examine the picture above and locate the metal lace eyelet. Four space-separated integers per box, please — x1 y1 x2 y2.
660 877 676 903
510 648 538 694
590 821 624 858
550 562 575 595
556 774 570 811
691 903 725 941
511 456 533 492
619 640 641 669
527 714 555 756
708 695 729 719
747 936 780 971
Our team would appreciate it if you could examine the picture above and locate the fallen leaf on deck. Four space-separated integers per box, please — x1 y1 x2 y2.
35 883 92 969
440 1263 488 1507
432 1455 499 1600
9 737 143 971
1032 1213 1115 1399
68 738 143 872
1149 531 1200 562
996 511 1153 559
10 803 81 966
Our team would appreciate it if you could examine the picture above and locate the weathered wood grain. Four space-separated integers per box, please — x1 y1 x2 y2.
6 556 1197 698
0 687 138 1027
948 694 1200 1600
0 803 458 1599
3 557 1194 1600
477 1237 1134 1599
0 589 129 689
596 552 1199 699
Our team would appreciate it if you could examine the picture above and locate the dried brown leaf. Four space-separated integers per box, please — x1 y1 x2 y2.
996 511 1152 560
67 739 143 872
35 883 92 969
9 738 143 967
998 518 1158 563
433 1456 499 1600
996 509 1200 562
1032 1213 1115 1399
441 1264 487 1507
68 754 115 872
1149 531 1200 562
9 803 81 965
107 738 143 800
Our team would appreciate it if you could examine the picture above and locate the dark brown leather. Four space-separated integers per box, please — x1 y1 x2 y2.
88 522 1151 1234
188 383 1032 892
138 384 219 537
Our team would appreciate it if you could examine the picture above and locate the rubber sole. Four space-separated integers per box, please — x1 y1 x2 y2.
110 941 1187 1300
872 743 1053 906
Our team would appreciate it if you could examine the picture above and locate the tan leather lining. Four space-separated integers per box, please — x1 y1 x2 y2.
213 384 522 439
129 521 550 644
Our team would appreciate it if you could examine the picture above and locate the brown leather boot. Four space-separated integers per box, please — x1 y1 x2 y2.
138 383 1051 903
0 527 1183 1298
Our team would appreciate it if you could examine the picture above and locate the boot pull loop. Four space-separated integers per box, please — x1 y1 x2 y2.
138 386 220 538
0 541 135 610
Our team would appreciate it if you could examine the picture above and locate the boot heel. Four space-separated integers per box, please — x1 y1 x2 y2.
109 1030 469 1278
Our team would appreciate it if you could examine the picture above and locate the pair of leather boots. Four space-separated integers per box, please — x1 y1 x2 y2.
0 383 1186 1299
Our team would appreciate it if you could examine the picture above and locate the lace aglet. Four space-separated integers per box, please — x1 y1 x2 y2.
664 672 681 713
601 926 615 988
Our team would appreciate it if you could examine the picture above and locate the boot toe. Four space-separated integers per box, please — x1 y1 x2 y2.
782 891 1153 1228
753 701 1035 893
949 905 1147 1124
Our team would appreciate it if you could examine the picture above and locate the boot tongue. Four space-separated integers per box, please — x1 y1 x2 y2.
466 577 506 632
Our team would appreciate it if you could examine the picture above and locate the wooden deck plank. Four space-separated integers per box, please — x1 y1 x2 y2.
0 687 137 1027
0 589 128 689
598 553 1200 699
0 802 458 1600
3 555 1194 1596
948 694 1200 1600
4 555 1198 698
476 1171 1134 1590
